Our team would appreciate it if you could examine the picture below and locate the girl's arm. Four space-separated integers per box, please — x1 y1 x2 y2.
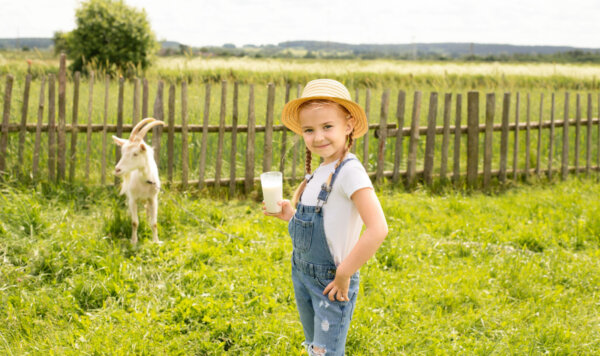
323 187 388 301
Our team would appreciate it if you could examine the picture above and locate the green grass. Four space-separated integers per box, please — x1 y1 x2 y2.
1 178 600 354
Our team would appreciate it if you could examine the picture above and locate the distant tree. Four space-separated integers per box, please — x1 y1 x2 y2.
223 43 236 49
62 0 158 74
52 31 69 55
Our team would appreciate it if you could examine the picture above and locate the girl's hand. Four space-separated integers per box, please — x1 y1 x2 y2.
323 274 351 302
262 199 294 221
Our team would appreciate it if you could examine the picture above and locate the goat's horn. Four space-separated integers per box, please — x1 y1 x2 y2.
135 120 166 141
129 118 156 141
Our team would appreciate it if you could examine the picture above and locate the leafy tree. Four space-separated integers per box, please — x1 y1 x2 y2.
62 0 158 74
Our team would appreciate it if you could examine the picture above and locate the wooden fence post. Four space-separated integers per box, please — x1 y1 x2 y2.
452 94 462 186
85 72 94 180
525 93 531 180
352 88 359 154
132 77 140 126
0 75 14 176
392 90 406 184
291 84 302 183
101 74 109 185
423 92 438 186
32 77 46 180
57 53 67 181
376 89 390 184
263 83 275 173
512 92 520 182
198 83 210 189
483 93 495 189
466 91 479 188
48 74 56 181
245 84 256 193
215 81 227 187
406 91 421 188
229 82 239 196
561 92 569 180
574 93 581 175
181 81 189 188
115 76 124 186
363 88 371 168
17 74 31 176
586 93 592 176
439 93 452 183
142 78 149 119
69 71 80 182
499 93 510 183
167 83 176 183
536 93 543 176
152 80 164 167
548 93 556 179
280 83 290 176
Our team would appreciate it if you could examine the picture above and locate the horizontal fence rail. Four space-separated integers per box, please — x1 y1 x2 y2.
1 56 600 194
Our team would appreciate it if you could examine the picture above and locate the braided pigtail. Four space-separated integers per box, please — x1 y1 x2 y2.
291 146 312 207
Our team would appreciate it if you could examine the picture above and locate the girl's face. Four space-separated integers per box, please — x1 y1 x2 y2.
299 103 354 164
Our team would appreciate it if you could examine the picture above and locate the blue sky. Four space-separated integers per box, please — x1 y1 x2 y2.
1 0 599 48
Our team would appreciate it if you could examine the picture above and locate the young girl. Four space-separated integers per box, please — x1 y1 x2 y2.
263 79 388 355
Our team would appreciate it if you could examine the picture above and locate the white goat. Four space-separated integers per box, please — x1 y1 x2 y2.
112 118 166 244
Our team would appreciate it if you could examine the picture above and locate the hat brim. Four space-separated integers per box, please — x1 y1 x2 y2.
282 96 368 139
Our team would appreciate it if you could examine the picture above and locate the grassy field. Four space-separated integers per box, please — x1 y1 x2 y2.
1 178 600 354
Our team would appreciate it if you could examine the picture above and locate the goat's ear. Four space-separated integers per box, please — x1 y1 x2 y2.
112 136 127 146
139 143 146 151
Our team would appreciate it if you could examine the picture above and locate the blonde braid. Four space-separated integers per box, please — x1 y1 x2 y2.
291 146 312 207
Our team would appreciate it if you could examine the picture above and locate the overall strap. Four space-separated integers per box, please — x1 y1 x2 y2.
315 157 356 212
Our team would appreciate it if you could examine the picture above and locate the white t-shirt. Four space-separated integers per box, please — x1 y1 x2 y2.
300 153 373 266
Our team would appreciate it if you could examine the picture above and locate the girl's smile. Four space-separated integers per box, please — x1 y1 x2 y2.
299 105 354 164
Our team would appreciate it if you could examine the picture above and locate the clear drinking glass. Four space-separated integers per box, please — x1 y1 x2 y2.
260 171 283 214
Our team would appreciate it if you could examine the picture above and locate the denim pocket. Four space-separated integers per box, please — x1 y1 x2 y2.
289 215 313 252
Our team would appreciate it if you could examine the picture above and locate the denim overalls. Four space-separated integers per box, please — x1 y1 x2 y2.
289 158 360 356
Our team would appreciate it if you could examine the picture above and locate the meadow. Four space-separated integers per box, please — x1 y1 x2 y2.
1 53 600 354
1 178 600 354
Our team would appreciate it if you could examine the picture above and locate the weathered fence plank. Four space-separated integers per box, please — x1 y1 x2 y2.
561 92 569 180
198 83 210 188
499 93 510 183
453 94 462 186
0 75 14 175
439 93 452 182
101 74 108 184
17 74 31 175
467 91 479 188
181 81 189 188
536 94 543 176
32 77 45 179
363 88 371 168
586 93 592 176
423 92 438 186
57 54 67 181
115 76 124 186
548 93 556 179
483 93 495 189
142 78 149 119
215 81 227 187
48 74 56 181
86 72 94 180
167 83 176 183
574 93 581 175
263 83 275 172
69 72 80 182
132 78 140 126
525 93 531 180
291 84 302 182
245 85 256 193
392 90 406 183
229 82 239 196
352 88 359 154
376 89 390 183
406 91 422 188
512 93 520 182
280 83 290 176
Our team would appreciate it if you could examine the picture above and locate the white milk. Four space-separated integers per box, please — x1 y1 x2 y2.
261 172 282 213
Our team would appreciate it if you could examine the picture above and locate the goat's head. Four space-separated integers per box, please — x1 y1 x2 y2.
112 118 165 176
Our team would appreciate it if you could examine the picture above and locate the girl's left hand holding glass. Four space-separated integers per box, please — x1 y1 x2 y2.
262 199 295 221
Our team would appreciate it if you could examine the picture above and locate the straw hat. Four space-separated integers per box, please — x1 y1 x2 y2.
282 79 368 138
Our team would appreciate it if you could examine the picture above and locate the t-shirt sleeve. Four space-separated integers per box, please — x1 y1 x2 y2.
339 162 373 199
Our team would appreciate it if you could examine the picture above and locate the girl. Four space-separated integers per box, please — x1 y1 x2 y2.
263 79 388 355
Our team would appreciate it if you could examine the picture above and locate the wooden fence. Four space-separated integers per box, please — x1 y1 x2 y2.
1 55 600 194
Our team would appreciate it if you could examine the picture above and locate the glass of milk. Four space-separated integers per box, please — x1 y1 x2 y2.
260 171 283 214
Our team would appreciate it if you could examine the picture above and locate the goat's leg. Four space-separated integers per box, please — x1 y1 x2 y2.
148 195 161 243
129 196 139 244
